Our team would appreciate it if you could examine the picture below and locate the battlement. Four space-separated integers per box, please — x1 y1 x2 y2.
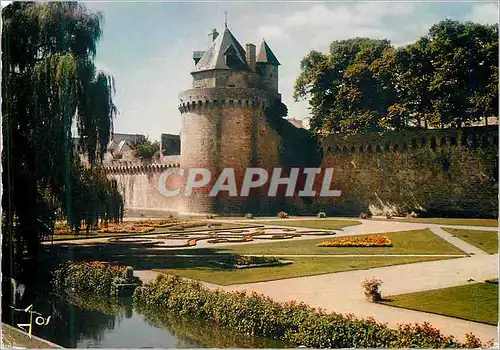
178 87 279 114
103 162 180 174
322 126 498 155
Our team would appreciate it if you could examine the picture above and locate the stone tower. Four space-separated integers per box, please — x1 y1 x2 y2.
178 25 282 214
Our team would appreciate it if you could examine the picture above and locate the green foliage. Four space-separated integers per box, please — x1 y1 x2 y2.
317 212 327 218
295 21 499 134
133 273 491 348
52 261 141 299
65 161 124 233
131 137 160 161
217 255 281 267
245 213 253 219
2 1 122 279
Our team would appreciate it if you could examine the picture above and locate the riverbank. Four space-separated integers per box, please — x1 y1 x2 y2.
1 323 63 348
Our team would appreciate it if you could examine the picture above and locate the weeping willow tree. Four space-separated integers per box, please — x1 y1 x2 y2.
2 2 123 280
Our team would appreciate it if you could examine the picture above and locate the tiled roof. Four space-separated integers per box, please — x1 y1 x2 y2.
192 27 249 73
256 40 280 66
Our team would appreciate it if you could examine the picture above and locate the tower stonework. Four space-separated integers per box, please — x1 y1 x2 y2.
178 26 282 214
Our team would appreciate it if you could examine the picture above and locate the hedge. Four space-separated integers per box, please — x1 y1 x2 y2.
52 261 141 298
133 273 492 348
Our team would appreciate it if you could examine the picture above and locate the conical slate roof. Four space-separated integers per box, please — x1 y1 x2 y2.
256 40 280 66
192 27 249 72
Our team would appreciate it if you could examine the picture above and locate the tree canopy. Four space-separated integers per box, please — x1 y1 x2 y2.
2 2 123 279
294 20 499 135
131 137 161 161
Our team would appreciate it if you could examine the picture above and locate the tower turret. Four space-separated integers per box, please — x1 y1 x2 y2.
178 25 282 214
256 40 280 92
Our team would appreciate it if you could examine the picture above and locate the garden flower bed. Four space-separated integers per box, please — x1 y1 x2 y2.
316 235 393 247
209 255 292 269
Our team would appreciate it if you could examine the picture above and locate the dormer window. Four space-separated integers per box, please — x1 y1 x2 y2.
224 45 246 69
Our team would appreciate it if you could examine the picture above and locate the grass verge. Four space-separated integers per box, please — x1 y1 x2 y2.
381 283 498 325
154 255 458 285
442 227 498 254
380 218 498 227
215 229 466 256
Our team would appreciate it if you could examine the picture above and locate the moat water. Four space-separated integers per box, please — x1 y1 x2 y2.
2 281 290 348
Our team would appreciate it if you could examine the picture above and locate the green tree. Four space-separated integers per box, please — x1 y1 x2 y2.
295 20 498 134
428 20 479 127
428 20 498 127
131 137 161 161
2 2 122 280
294 38 395 134
383 38 435 130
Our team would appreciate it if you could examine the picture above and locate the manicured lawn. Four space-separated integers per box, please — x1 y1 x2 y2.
155 256 457 285
251 219 361 230
442 227 498 254
382 283 498 325
214 229 466 256
383 218 498 227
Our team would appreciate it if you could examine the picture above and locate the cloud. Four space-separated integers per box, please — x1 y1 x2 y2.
467 3 499 24
284 3 415 29
256 25 288 41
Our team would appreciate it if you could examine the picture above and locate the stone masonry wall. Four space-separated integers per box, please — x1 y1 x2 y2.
295 126 499 218
104 126 497 218
105 164 183 212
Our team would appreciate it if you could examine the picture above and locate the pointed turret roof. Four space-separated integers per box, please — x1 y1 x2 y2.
256 40 280 66
192 27 249 73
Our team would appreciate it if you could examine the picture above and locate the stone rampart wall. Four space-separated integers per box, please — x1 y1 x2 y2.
104 125 498 218
302 126 498 218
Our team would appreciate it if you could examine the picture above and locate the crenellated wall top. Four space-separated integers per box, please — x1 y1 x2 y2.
178 87 280 114
103 162 180 174
322 126 499 155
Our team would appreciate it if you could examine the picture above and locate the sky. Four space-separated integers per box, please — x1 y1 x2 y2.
3 1 499 140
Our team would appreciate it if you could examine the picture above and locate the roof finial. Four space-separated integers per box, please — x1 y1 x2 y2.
224 11 228 28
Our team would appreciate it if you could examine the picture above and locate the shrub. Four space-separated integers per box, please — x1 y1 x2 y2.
133 273 488 348
52 261 141 299
362 278 383 302
277 211 289 219
317 212 327 218
386 213 393 219
316 235 392 247
218 255 281 266
245 213 253 219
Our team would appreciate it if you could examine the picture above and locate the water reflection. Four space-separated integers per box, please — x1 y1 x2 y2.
2 282 290 348
135 304 290 348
